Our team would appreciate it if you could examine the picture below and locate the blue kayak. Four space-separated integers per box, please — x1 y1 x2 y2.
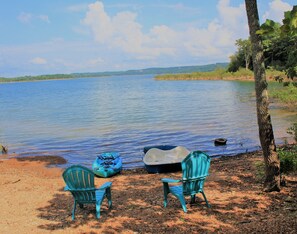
92 152 122 178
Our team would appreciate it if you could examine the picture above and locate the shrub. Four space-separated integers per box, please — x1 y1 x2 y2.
278 145 297 174
255 146 297 178
283 81 290 86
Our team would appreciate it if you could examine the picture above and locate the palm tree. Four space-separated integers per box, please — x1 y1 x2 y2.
245 0 280 192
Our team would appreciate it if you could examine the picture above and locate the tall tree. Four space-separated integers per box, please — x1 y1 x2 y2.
236 39 252 70
245 0 280 192
228 38 252 72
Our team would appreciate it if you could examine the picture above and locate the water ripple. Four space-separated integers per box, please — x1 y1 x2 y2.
0 75 295 169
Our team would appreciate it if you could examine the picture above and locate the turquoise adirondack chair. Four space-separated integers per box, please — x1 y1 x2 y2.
161 151 211 212
62 165 112 220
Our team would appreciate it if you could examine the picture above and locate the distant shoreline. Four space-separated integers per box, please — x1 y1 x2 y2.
1 74 256 84
0 63 228 84
0 75 109 84
0 70 285 84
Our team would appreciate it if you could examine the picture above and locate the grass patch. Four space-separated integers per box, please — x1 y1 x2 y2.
155 68 252 80
155 68 227 80
255 161 265 181
222 68 254 78
155 68 287 81
269 83 297 106
254 145 297 178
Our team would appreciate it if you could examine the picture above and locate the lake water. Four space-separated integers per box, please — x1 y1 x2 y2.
0 75 296 169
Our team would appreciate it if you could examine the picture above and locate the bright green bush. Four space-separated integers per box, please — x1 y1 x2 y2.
270 83 297 104
228 68 253 77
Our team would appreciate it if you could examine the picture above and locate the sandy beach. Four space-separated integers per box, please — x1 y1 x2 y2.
0 150 296 234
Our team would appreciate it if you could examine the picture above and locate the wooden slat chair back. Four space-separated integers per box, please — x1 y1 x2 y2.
181 151 210 196
162 151 211 212
62 165 112 220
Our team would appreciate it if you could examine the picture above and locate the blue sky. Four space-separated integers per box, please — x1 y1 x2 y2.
0 0 295 77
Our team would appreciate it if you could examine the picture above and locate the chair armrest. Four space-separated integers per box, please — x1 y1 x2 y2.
98 182 112 190
161 178 181 183
64 186 97 192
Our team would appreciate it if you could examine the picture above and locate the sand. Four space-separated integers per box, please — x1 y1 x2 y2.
0 151 296 234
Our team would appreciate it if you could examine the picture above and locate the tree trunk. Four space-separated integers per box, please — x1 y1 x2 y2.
245 0 280 192
245 54 249 70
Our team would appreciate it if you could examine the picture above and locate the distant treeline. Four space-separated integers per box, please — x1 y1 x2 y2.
0 74 76 83
0 62 228 83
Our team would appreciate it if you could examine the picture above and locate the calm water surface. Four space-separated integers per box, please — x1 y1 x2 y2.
0 75 296 168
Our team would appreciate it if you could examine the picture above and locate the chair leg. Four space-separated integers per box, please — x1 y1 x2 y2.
176 194 187 213
201 191 211 208
163 183 170 208
106 188 112 209
72 200 77 220
96 202 101 219
190 195 196 204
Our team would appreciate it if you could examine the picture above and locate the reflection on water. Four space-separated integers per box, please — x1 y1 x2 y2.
0 75 296 168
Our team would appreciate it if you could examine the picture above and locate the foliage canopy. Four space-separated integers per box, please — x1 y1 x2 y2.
228 6 297 79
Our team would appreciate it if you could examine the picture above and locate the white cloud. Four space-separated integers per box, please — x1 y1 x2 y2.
82 1 248 62
30 57 47 65
0 39 114 76
18 12 50 24
263 0 292 23
82 2 174 59
82 2 113 43
5 1 256 77
67 3 89 12
88 57 104 65
38 15 50 23
149 25 178 46
217 0 246 31
18 12 32 23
